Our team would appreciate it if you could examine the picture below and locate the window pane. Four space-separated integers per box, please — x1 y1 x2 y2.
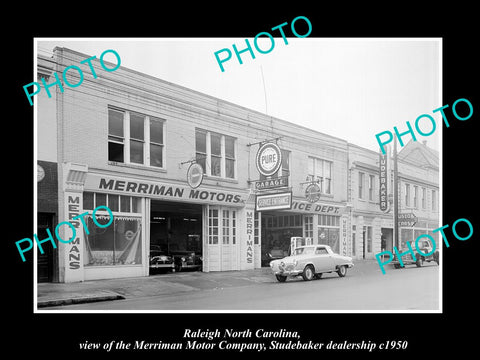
307 157 314 176
324 161 331 178
114 218 143 265
211 156 221 176
196 130 206 153
130 140 144 164
316 159 324 177
84 216 114 265
225 158 235 178
120 195 131 212
108 109 123 137
96 193 106 207
150 144 163 168
196 155 206 174
130 113 144 140
281 150 289 170
132 197 141 213
211 133 221 156
225 136 235 158
150 118 163 144
108 194 119 212
83 192 94 210
108 141 124 162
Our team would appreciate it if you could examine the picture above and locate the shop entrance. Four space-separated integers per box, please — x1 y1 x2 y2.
150 200 202 274
37 212 56 282
261 212 303 266
381 228 393 253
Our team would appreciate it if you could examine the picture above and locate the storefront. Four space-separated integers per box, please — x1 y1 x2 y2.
58 165 258 282
260 198 346 265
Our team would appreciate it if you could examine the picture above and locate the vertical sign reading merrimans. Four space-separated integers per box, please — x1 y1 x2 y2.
379 151 388 212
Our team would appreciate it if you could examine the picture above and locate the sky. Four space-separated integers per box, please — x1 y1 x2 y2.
36 38 441 153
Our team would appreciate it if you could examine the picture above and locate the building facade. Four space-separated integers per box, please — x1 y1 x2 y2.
347 141 439 260
36 47 439 282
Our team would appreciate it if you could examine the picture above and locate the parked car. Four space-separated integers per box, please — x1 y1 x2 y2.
392 239 439 269
269 244 354 282
149 245 175 273
170 250 202 272
262 248 287 267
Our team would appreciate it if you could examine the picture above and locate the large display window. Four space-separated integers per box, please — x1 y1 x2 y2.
83 192 143 266
318 214 340 253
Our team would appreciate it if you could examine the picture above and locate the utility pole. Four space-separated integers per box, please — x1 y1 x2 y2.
393 133 399 249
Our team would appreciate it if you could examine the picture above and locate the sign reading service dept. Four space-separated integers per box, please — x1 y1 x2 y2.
255 142 282 177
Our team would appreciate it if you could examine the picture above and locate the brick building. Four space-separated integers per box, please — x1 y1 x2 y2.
36 47 439 282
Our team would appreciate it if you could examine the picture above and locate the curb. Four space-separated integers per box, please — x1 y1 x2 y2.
38 292 125 308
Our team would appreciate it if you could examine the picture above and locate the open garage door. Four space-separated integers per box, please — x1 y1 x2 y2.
150 200 202 274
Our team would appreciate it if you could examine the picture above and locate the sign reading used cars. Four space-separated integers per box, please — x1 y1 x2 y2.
398 212 417 227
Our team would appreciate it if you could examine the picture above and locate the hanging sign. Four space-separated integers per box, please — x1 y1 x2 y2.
255 191 292 211
187 163 204 189
255 142 282 177
379 151 388 212
305 183 321 203
253 176 289 190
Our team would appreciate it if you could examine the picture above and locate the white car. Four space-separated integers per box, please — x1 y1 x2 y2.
270 244 354 282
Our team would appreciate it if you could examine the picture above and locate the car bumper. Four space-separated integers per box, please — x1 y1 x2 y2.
273 269 302 277
150 263 175 269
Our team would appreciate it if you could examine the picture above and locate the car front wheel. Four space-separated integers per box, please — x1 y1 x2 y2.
275 274 287 282
302 265 315 281
337 265 347 277
416 258 423 267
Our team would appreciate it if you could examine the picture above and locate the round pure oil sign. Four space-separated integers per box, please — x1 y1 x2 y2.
256 142 282 177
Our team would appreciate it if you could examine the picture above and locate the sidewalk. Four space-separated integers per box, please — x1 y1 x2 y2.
37 260 381 308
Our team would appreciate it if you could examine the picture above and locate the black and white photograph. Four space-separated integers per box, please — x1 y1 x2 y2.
32 37 442 312
8 6 478 358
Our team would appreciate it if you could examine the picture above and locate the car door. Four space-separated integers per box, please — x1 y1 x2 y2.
314 246 335 272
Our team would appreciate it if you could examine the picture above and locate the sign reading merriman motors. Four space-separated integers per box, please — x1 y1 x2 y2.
85 174 247 206
255 142 282 177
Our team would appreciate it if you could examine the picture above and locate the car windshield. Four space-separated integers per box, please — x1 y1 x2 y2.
294 247 315 255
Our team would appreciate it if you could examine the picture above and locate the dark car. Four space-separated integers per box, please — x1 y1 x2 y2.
149 245 175 273
170 250 202 272
392 239 439 269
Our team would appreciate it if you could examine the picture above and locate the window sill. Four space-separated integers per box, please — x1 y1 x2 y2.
204 175 238 184
108 161 167 173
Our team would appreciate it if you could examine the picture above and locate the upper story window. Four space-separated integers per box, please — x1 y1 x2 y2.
368 174 375 201
108 107 165 168
422 187 426 209
358 172 365 199
405 183 411 207
307 157 332 195
195 128 236 179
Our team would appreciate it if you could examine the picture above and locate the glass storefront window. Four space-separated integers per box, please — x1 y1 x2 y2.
84 216 142 266
318 227 340 253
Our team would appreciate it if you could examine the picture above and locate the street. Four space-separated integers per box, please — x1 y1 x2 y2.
46 262 439 311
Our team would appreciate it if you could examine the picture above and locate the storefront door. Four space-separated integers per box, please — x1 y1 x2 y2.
37 213 55 282
206 206 238 271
